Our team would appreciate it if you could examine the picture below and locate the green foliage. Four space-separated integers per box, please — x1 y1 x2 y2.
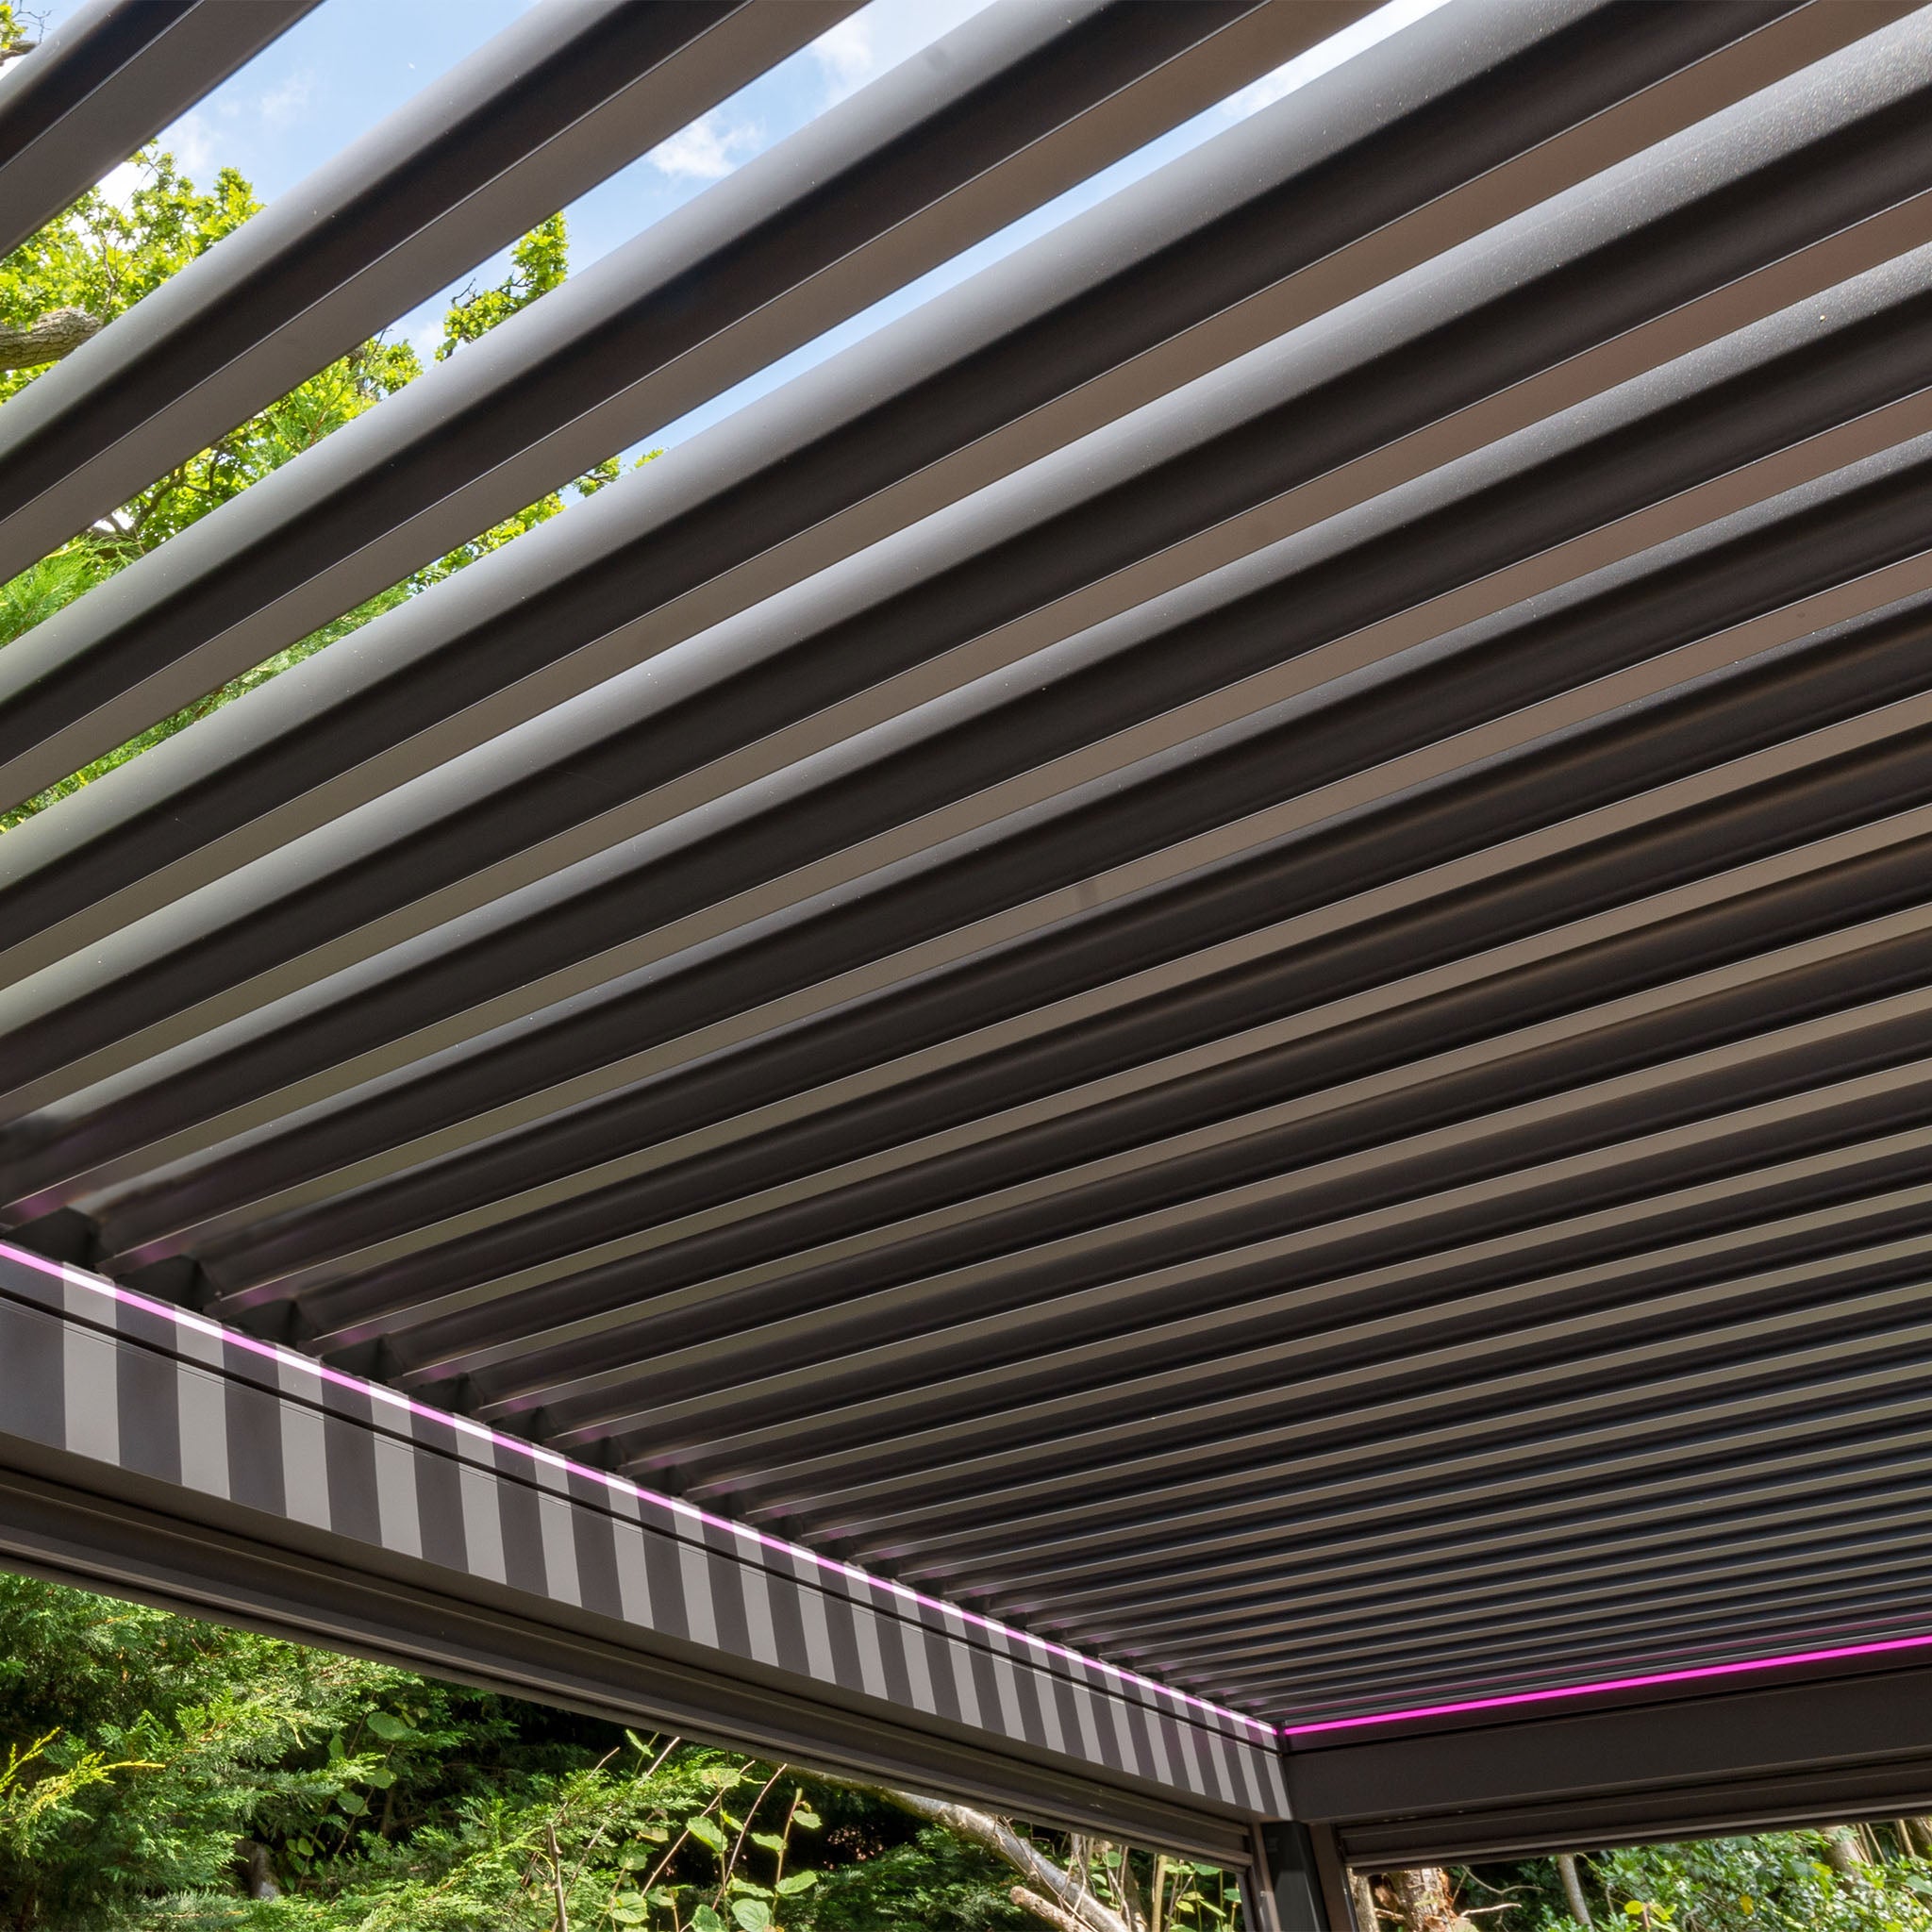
436 214 570 359
1449 1835 1932 1932
1587 1832 1932 1932
808 1824 1031 1932
0 1574 455 1928
0 150 262 411
0 144 655 833
0 1573 1132 1932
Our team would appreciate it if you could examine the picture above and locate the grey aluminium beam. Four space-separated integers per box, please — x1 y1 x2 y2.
808 1189 1932 1547
0 1461 1262 1861
0 1244 1279 1853
441 904 1932 1433
0 0 864 583
391 869 1932 1429
1285 1657 1932 1833
191 377 1932 1360
105 757 1932 1297
59 595 1932 1340
1131 1476 1932 1672
0 0 1356 812
0 0 321 259
642 1057 1932 1493
1084 1480 1932 1699
0 0 1853 971
820 1197 1932 1573
181 710 1932 1344
1179 1538 1932 1688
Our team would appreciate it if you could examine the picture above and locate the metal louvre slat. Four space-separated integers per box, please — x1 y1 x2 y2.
0 0 1833 981
23 171 1932 1219
0 0 322 259
0 0 862 586
0 0 1355 816
104 590 1932 1296
11 0 1932 1800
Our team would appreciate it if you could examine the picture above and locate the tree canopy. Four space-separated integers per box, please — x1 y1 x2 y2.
0 1571 1252 1932
0 115 637 832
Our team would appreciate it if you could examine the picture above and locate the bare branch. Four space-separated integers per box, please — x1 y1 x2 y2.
840 1780 1133 1932
0 307 101 371
1017 1885 1110 1932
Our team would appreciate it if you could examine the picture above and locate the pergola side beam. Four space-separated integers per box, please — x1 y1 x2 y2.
0 1242 1283 1850
1288 1659 1932 1859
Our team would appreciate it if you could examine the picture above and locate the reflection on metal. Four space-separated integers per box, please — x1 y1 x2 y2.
6 0 1932 1872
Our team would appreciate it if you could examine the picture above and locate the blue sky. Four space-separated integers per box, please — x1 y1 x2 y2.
71 0 1445 462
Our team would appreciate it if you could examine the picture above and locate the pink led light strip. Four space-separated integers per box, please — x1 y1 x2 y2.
23 1237 1909 1745
1279 1632 1932 1735
0 1240 1271 1740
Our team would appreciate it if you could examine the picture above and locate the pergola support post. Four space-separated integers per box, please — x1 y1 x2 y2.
1244 1822 1357 1932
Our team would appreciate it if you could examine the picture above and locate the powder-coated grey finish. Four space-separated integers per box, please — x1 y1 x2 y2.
8 0 1932 1862
0 0 321 260
0 0 1346 814
0 1243 1285 1846
0 0 861 587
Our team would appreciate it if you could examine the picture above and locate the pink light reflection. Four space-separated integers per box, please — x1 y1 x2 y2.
1279 1630 1932 1736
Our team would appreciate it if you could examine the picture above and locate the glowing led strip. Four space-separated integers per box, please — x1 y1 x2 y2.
1278 1634 1932 1734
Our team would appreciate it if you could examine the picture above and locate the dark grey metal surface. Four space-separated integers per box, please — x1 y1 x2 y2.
0 0 322 260
1 0 1788 981
0 1243 1282 1853
0 0 862 588
8 0 1932 1849
0 1456 1258 1860
1292 1658 1932 1866
0 0 1354 813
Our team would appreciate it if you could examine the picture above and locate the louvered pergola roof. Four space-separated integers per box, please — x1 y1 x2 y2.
8 0 1932 1885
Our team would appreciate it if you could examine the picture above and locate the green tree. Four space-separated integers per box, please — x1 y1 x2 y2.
0 1574 439 1928
1587 1831 1932 1932
1356 1837 1932 1932
0 1572 1219 1932
0 138 644 832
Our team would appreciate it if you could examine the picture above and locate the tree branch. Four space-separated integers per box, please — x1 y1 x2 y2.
1017 1885 1110 1932
841 1780 1133 1932
0 308 101 371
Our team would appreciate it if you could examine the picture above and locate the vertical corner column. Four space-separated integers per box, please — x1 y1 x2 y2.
1243 1822 1358 1932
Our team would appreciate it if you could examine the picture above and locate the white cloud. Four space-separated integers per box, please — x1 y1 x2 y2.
95 158 143 209
647 109 765 182
258 70 314 129
1216 0 1453 125
97 105 216 200
162 108 217 176
810 15 876 100
808 0 992 104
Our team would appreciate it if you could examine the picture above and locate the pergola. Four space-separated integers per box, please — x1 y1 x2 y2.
6 0 1932 1916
